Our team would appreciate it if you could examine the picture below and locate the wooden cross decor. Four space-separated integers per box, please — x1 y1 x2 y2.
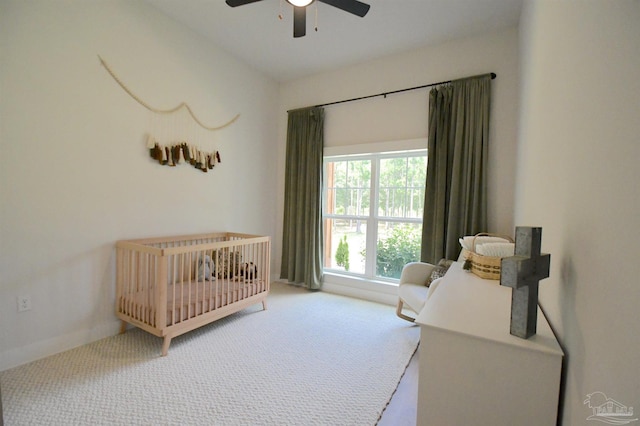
500 227 551 339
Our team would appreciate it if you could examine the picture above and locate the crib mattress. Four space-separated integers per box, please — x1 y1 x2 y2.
165 278 266 325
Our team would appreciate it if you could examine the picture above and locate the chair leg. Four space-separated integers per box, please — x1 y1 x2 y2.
396 299 416 323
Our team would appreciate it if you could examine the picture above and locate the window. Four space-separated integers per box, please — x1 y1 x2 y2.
323 149 427 281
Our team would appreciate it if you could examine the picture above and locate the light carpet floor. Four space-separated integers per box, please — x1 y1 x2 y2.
1 282 419 425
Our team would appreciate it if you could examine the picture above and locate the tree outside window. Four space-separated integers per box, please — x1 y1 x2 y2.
323 150 426 281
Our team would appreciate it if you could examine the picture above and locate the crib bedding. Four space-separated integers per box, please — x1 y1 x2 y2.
166 278 266 325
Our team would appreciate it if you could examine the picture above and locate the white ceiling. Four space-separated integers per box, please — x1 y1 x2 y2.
145 0 523 82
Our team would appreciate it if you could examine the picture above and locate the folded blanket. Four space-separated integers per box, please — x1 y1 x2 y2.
475 242 515 258
459 235 511 251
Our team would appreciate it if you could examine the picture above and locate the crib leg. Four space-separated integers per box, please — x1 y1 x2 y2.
161 335 172 357
262 299 267 310
119 320 128 334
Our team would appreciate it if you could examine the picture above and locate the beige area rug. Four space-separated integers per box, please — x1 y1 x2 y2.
1 282 419 425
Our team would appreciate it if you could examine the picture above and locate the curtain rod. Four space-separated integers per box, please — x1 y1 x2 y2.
287 72 496 113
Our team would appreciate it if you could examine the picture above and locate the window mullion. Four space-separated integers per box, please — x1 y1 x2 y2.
365 155 379 278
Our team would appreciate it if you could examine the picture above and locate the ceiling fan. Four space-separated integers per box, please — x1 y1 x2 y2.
225 0 371 38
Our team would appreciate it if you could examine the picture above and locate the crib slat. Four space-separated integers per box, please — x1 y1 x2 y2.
128 250 135 317
141 252 147 324
156 255 167 330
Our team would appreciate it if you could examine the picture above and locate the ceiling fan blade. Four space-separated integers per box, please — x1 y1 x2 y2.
318 0 370 17
293 6 306 38
225 0 263 7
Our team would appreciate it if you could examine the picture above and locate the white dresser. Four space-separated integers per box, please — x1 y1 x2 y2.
415 262 563 426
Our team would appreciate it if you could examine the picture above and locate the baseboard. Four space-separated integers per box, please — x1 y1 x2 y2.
0 320 122 372
271 273 398 306
322 273 398 306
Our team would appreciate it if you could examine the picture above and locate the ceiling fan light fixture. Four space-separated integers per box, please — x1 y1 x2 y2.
287 0 314 7
226 0 370 38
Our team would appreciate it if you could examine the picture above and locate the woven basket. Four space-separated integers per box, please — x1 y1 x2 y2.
464 233 514 280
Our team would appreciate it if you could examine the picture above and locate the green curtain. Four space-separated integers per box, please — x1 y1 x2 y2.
280 107 325 290
421 75 491 263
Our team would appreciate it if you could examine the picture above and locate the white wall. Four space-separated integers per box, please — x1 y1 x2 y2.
276 28 520 297
0 0 279 371
517 1 640 424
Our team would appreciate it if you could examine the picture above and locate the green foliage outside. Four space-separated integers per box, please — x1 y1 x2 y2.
327 156 426 220
335 235 350 271
326 153 427 278
375 225 421 279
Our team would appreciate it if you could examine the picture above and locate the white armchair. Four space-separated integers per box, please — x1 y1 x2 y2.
396 261 436 322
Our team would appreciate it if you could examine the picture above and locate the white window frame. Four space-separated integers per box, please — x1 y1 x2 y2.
322 139 428 285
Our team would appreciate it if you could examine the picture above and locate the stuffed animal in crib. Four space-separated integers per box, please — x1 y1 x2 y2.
214 249 242 279
241 262 258 282
197 254 216 281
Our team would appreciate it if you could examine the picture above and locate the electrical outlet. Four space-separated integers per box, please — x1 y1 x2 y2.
17 295 32 312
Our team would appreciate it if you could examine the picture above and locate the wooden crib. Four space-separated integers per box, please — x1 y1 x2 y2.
116 232 271 356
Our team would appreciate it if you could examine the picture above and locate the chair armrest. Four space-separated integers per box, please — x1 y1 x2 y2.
399 262 435 286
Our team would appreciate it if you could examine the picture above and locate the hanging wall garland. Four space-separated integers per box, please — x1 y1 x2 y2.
146 135 221 172
99 55 238 173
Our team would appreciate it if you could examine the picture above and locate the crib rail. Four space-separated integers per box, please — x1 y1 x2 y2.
116 232 271 337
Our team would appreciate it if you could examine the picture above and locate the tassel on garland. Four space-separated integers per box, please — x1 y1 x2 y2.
168 146 176 166
146 139 221 173
182 143 191 163
190 145 197 166
161 146 169 165
171 145 182 165
149 143 161 162
146 135 156 157
200 152 208 172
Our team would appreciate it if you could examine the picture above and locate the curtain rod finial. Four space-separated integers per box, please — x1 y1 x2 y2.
491 73 497 79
